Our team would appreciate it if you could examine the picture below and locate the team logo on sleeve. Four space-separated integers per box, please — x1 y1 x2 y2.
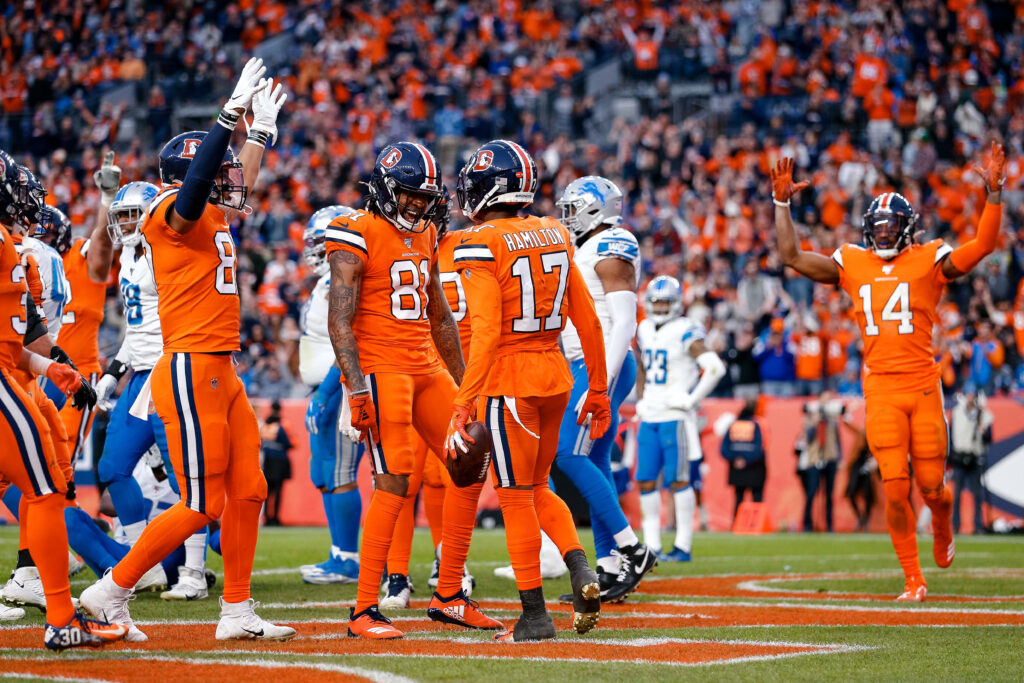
472 150 494 171
382 148 403 168
181 139 202 158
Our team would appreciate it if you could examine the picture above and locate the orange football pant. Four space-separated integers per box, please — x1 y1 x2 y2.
482 391 583 591
356 369 481 611
112 353 266 603
0 369 74 625
24 379 73 489
866 386 952 581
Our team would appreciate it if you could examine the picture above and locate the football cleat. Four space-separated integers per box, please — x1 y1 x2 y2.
897 576 928 603
380 574 413 610
600 544 657 604
429 555 440 588
494 612 556 643
566 559 601 635
3 567 46 611
161 567 209 601
300 556 359 585
430 552 476 595
79 573 147 642
0 603 25 621
427 591 503 630
558 566 616 605
495 554 567 581
44 613 128 650
216 597 296 641
134 563 167 592
68 552 86 578
658 546 692 563
348 605 404 639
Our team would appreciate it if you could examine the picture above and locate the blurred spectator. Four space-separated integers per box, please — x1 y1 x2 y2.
753 322 796 397
260 401 294 527
796 394 844 533
844 420 877 532
720 398 766 523
968 320 1005 396
724 323 760 399
949 389 993 534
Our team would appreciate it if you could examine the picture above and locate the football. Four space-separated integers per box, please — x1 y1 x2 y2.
445 420 492 488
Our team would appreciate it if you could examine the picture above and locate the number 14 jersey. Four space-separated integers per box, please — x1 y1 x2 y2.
832 239 953 396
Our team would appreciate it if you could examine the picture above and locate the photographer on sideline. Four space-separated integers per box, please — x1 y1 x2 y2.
798 392 845 532
949 386 993 534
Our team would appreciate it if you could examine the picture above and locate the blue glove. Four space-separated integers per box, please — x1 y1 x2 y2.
306 366 342 435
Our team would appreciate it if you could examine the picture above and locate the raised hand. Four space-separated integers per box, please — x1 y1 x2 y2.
225 57 268 115
248 78 288 145
973 140 1006 193
770 157 810 205
93 151 121 206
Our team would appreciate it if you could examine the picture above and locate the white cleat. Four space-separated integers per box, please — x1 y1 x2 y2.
161 567 209 601
134 564 168 593
0 602 25 621
68 552 86 578
215 597 296 641
493 556 567 581
3 567 47 611
379 573 413 610
79 572 147 642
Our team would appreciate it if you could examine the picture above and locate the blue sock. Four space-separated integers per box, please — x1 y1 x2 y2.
64 507 128 578
327 489 361 554
208 528 221 555
106 477 149 526
589 441 620 559
557 456 631 554
2 486 21 519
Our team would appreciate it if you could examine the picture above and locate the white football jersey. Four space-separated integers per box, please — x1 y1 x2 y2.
118 247 163 371
561 226 641 365
19 236 70 340
636 315 704 422
299 273 335 386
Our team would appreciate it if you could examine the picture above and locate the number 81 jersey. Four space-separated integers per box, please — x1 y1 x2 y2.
832 239 952 396
324 210 442 375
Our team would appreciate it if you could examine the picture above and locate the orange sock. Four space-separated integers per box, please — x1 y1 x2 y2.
27 493 74 625
387 491 417 577
496 487 542 591
882 478 922 579
423 484 446 549
355 489 405 611
437 482 481 596
112 501 209 589
221 499 262 603
533 483 583 557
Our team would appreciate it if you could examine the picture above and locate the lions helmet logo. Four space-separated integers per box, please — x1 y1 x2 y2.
181 139 202 159
381 148 403 168
473 150 494 172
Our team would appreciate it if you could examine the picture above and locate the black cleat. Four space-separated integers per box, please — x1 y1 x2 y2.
601 543 657 604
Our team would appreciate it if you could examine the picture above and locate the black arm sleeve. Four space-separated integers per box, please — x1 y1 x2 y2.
22 289 48 345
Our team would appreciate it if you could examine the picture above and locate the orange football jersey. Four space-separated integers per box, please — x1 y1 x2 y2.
437 230 471 360
324 210 443 374
0 225 26 372
56 238 105 375
140 187 241 353
452 215 580 401
833 240 952 395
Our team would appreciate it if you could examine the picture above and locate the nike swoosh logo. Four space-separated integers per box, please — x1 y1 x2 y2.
242 627 264 637
924 391 934 395
634 563 646 575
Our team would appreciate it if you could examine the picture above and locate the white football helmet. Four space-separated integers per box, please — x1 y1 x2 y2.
107 182 159 248
556 175 623 239
304 205 355 277
644 275 683 325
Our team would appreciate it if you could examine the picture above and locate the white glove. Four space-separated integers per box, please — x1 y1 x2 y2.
93 151 121 208
224 57 268 115
675 393 697 412
143 445 164 469
338 384 361 443
95 373 118 412
247 78 288 144
635 398 650 422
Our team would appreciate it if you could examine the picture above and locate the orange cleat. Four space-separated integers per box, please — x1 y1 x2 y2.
933 516 956 569
427 591 504 630
347 606 404 639
896 576 927 602
44 613 128 650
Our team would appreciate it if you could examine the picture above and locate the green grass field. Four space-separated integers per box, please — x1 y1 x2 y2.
2 526 1023 681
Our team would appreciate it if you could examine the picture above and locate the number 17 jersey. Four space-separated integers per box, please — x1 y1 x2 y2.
832 239 952 396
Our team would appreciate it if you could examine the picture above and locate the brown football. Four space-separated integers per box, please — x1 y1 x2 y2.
446 421 492 488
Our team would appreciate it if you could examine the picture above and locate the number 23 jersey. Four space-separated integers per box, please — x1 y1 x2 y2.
324 210 442 375
832 239 952 395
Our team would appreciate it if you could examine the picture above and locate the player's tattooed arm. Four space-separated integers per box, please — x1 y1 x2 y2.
328 250 367 394
426 261 465 385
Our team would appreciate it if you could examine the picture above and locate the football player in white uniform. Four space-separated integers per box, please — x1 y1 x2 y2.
91 181 210 600
298 205 364 584
635 276 725 561
553 176 657 603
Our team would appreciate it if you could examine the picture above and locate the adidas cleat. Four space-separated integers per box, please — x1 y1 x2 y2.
347 605 404 639
427 591 503 630
897 576 928 602
658 546 691 563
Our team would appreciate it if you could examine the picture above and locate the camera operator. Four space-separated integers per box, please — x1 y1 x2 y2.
949 386 993 534
798 392 845 532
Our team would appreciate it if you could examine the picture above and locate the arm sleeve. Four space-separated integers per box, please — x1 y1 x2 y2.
453 264 502 408
603 290 638 381
685 351 726 404
175 115 237 221
566 261 608 394
949 201 1001 273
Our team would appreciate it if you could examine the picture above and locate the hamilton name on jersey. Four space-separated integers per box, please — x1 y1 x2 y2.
498 226 566 253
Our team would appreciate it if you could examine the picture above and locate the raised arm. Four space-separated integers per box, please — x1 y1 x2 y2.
86 151 121 282
426 260 465 385
943 141 1004 279
224 79 287 224
771 158 840 285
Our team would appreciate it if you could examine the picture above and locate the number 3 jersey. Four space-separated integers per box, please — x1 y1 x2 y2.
324 210 442 375
832 239 952 396
117 245 163 371
636 315 704 422
140 186 240 353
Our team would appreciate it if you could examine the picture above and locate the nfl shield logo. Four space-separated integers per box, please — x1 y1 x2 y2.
404 238 413 247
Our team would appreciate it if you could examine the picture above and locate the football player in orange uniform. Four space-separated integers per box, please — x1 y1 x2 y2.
328 142 501 639
80 60 295 642
772 146 1005 601
447 140 611 642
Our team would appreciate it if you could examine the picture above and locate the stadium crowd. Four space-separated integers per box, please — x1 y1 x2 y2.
4 0 1024 399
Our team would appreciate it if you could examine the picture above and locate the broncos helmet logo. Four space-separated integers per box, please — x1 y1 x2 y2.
381 148 403 168
181 139 202 158
578 180 606 205
472 150 494 171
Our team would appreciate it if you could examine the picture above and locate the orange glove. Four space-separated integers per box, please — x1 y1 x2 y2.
973 140 1005 193
445 404 475 460
348 390 379 443
46 362 83 396
770 158 810 204
576 389 611 440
